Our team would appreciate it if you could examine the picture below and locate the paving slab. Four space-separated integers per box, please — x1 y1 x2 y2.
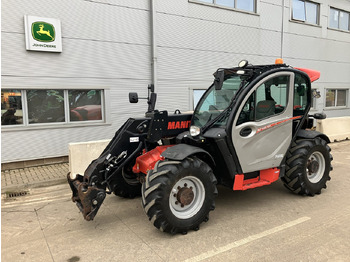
1 163 69 192
2 238 54 262
1 209 44 247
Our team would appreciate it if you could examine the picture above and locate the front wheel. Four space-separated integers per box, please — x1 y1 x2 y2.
142 157 217 234
282 137 333 196
113 165 141 199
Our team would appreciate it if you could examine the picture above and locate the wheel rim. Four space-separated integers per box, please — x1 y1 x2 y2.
306 151 325 183
169 176 205 219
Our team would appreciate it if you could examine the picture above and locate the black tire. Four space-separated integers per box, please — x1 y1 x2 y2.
141 157 217 234
282 137 333 196
113 166 141 198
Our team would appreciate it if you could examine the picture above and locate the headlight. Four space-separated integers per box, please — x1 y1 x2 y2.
190 125 201 137
238 60 248 68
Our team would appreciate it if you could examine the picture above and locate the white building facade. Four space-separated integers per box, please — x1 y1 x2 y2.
2 0 350 164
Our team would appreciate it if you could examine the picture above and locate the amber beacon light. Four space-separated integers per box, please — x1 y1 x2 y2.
275 58 284 64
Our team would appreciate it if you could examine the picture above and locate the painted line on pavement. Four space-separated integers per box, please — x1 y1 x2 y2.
185 216 311 262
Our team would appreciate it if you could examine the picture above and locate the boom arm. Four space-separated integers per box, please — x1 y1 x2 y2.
67 111 192 220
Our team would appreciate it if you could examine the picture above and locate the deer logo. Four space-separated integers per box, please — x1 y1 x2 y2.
37 24 53 40
32 22 55 42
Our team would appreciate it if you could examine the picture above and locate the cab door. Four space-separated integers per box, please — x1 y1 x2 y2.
231 72 295 173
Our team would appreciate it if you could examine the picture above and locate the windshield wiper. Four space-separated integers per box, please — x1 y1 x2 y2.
201 107 231 134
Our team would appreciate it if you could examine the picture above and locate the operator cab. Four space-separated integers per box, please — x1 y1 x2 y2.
190 60 313 137
187 59 316 185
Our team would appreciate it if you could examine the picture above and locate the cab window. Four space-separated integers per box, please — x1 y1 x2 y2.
193 75 243 127
293 73 310 116
237 75 289 125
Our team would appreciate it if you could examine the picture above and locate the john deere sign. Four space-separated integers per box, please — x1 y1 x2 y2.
24 16 62 52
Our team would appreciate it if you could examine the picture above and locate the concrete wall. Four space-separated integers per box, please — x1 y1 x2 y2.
316 116 350 142
2 0 350 163
69 140 110 176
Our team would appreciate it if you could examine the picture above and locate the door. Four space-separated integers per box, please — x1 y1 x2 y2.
232 72 294 173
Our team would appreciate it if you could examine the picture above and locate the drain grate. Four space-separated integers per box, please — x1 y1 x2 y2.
6 191 29 198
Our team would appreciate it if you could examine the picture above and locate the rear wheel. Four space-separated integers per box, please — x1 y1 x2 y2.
142 157 217 234
282 137 332 196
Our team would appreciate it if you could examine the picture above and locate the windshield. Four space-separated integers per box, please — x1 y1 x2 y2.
193 75 249 128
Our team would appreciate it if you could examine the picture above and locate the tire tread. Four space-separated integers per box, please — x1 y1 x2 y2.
142 157 217 234
281 137 332 196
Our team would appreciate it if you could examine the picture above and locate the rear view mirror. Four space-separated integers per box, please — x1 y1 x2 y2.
148 92 157 112
129 92 138 103
214 70 225 90
297 85 305 96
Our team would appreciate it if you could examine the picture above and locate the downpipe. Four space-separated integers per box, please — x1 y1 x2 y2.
151 0 157 90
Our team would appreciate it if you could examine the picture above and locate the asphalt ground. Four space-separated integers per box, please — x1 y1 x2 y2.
1 140 350 262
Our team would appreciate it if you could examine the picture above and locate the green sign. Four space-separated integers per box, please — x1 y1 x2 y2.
25 16 62 52
31 22 55 42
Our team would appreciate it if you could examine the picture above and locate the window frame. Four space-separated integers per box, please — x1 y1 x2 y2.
1 88 110 131
329 7 350 32
189 0 258 14
291 0 320 25
325 88 349 109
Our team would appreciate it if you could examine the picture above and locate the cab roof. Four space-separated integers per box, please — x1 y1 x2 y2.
214 63 320 83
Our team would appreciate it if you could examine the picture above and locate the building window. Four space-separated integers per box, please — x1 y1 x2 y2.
69 90 102 122
196 0 256 12
193 89 206 109
325 89 348 108
329 7 350 31
27 90 65 124
292 0 319 25
1 89 104 127
1 90 23 125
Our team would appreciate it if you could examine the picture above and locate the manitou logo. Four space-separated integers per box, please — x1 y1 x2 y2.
167 120 192 130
